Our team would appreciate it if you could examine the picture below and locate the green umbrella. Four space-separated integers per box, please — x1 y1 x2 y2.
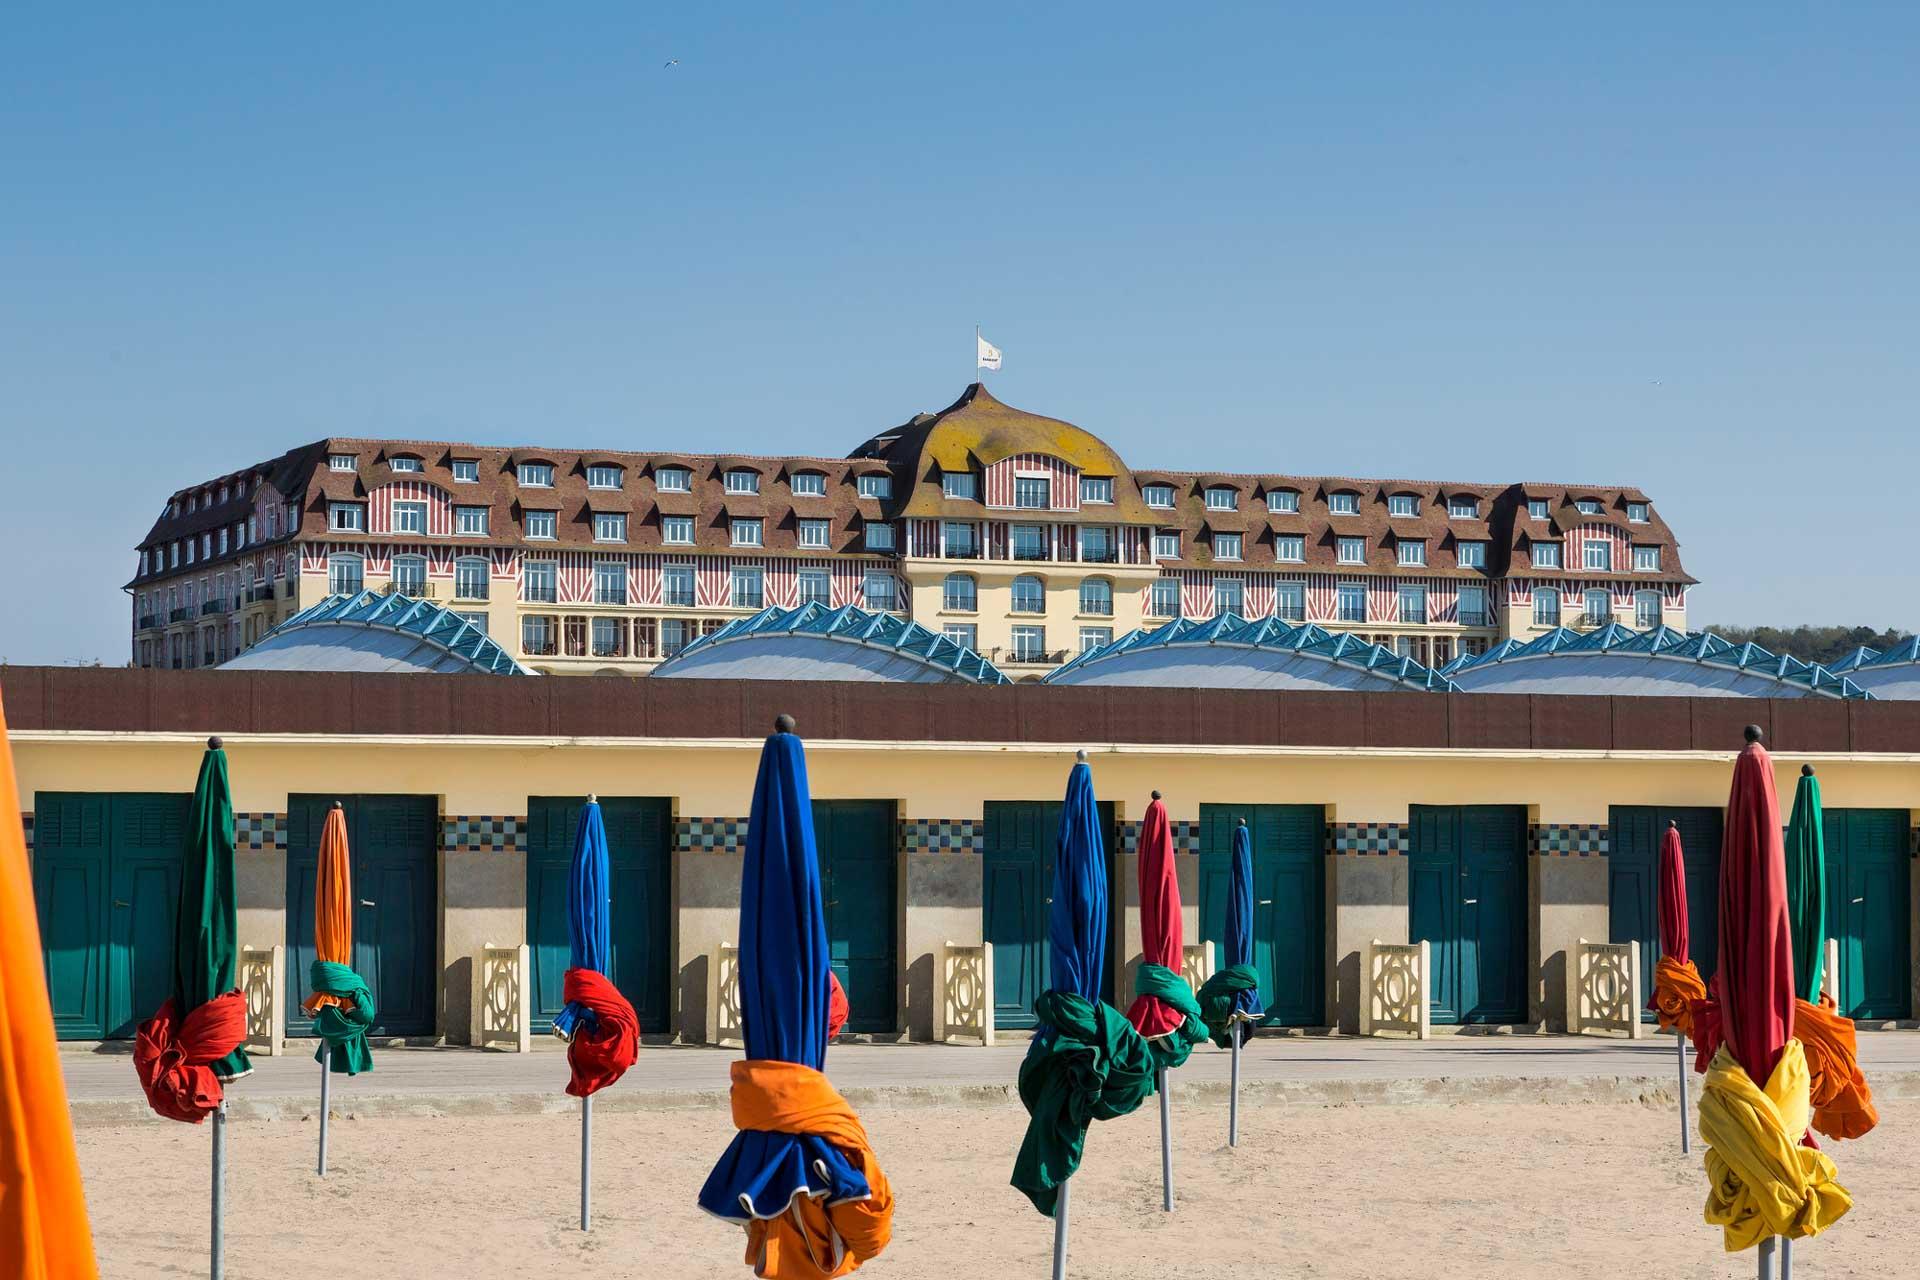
1783 764 1826 1005
176 740 251 1081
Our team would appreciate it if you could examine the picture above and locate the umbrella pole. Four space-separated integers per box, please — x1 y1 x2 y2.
1229 1026 1241 1148
580 1093 593 1231
1051 1179 1070 1280
1780 1237 1791 1278
1676 1031 1690 1155
1158 1067 1173 1212
318 1043 331 1176
211 1097 227 1280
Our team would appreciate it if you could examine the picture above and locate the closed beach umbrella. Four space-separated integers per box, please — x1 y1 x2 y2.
1649 822 1708 1153
699 717 892 1278
1697 729 1850 1260
1782 767 1825 1005
303 803 373 1177
0 691 101 1280
1196 818 1263 1147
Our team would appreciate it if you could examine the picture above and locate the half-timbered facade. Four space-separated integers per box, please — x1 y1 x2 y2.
125 383 1695 675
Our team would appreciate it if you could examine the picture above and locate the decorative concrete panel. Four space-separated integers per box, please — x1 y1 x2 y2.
235 811 287 853
1118 820 1202 854
679 817 749 854
443 816 525 855
1534 823 1608 857
902 819 982 854
1332 822 1407 855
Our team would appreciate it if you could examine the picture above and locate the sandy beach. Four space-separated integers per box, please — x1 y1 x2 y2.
74 1092 1913 1279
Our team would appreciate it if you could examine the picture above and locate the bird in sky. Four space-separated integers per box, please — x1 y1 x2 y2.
664 58 679 68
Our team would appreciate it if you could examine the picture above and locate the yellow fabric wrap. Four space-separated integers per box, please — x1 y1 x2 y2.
1698 1041 1852 1251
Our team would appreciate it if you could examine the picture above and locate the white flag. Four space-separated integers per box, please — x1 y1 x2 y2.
976 333 1003 371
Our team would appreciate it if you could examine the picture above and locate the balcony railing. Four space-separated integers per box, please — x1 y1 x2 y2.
137 614 159 630
1079 550 1118 564
1012 548 1050 562
995 648 1070 666
169 607 190 623
200 600 226 616
1458 612 1492 628
383 580 436 598
247 584 276 603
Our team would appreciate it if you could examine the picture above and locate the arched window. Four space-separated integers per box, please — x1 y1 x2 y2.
1583 589 1611 626
1079 577 1113 617
1533 587 1561 628
1011 574 1045 614
328 553 364 596
455 556 490 602
1635 591 1662 630
943 572 977 612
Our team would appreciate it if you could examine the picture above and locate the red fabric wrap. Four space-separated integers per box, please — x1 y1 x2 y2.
563 969 639 1098
827 971 849 1041
132 991 248 1123
1124 798 1186 1039
1715 741 1795 1086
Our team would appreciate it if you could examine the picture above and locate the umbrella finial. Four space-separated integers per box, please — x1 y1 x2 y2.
587 792 599 803
1151 789 1162 800
1801 763 1815 777
1743 724 1763 744
1238 817 1248 828
1075 748 1088 762
1668 819 1677 830
774 713 796 735
207 735 223 750
330 800 343 811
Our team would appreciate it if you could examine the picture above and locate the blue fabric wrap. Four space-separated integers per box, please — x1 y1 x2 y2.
698 732 869 1222
552 801 612 1042
1225 824 1264 1020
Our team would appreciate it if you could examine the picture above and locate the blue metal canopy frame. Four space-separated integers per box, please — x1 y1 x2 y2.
661 602 1010 685
1438 624 1871 699
1042 614 1458 691
250 590 533 675
1828 636 1920 673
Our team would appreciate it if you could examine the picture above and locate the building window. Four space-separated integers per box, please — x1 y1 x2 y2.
1011 574 1045 613
452 459 479 483
943 623 977 649
1580 539 1610 571
454 557 489 601
731 518 763 547
662 564 694 607
1457 540 1486 569
1531 541 1562 569
329 454 356 472
731 565 764 610
1153 531 1179 559
1214 578 1245 616
1584 589 1611 626
1079 578 1113 616
725 469 760 495
864 571 897 610
1397 539 1426 567
391 500 427 535
943 471 977 501
1081 526 1116 563
327 554 364 596
864 521 894 552
1275 535 1305 562
1635 590 1662 629
522 615 557 656
1143 484 1175 508
1010 625 1047 662
456 505 489 536
1080 476 1113 504
390 456 423 474
583 464 622 490
656 618 690 657
1266 489 1300 513
328 503 365 533
1079 626 1113 653
518 462 554 487
791 472 826 497
1633 545 1661 572
1389 494 1419 517
1336 581 1367 623
390 554 426 595
1533 587 1562 627
1012 524 1047 561
594 560 628 605
1204 487 1236 511
944 573 977 612
1459 584 1489 627
1148 578 1181 618
1577 499 1603 515
591 616 627 658
1213 533 1243 561
798 569 831 607
1329 492 1360 516
1628 502 1650 523
857 473 892 500
525 510 557 540
1448 497 1478 518
943 521 979 557
523 559 558 603
1398 584 1427 625
655 467 691 493
1336 537 1365 565
594 512 627 543
662 515 694 545
1527 499 1551 520
798 518 831 549
1275 580 1306 623
218 528 230 554
1014 476 1050 509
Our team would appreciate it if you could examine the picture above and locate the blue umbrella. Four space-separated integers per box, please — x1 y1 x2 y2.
552 799 611 1045
1225 821 1265 1025
699 721 869 1223
1048 755 1107 1007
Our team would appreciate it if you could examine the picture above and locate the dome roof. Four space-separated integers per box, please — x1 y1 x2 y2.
1042 614 1456 692
1440 624 1870 699
1827 639 1920 699
654 602 1009 685
221 591 533 675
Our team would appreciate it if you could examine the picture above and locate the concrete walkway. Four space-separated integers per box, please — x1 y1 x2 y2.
64 1030 1920 1124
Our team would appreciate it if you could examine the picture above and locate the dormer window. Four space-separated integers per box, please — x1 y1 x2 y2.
328 502 366 532
942 472 977 501
725 469 760 495
1397 539 1427 567
1448 497 1478 519
1213 532 1243 561
390 456 423 474
1527 499 1551 520
218 484 230 503
452 459 479 483
791 472 826 497
1628 502 1650 523
864 520 895 551
1080 476 1114 505
1532 541 1563 569
518 462 555 487
1143 483 1175 508
1014 476 1050 509
655 466 691 493
1329 493 1360 516
857 473 892 500
1204 487 1237 511
1389 494 1419 517
1266 489 1300 513
587 464 624 490
329 454 356 472
1577 499 1603 515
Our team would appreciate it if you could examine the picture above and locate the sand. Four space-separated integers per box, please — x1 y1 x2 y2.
75 1095 1914 1279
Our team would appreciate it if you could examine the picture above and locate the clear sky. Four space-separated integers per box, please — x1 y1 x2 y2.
4 5 1917 664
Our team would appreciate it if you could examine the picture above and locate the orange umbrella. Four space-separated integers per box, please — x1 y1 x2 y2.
0 690 102 1279
305 805 353 1016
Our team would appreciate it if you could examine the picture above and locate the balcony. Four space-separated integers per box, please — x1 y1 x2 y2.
1011 548 1051 562
1458 612 1492 628
169 607 191 623
943 547 983 560
201 600 226 616
247 583 276 603
383 580 437 599
137 614 159 630
995 647 1069 666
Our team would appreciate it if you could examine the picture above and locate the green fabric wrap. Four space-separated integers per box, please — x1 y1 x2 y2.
1196 964 1262 1048
1783 772 1827 1004
309 960 376 1075
1011 990 1154 1218
1132 963 1209 1072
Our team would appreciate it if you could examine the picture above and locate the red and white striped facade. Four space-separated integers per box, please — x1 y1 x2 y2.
984 453 1081 511
1157 571 1482 625
367 481 457 537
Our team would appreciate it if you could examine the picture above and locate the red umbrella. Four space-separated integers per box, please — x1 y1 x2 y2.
1125 796 1185 1039
1650 822 1708 1154
1714 730 1794 1087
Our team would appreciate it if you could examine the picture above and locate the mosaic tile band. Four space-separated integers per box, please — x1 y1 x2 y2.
1533 824 1608 857
902 819 982 854
1331 822 1408 855
1118 820 1203 854
679 817 749 855
444 816 525 855
235 811 287 854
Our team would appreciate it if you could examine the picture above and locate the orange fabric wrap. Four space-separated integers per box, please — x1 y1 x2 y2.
729 1060 893 1280
1650 955 1707 1036
304 808 353 1013
1793 996 1877 1141
0 690 101 1279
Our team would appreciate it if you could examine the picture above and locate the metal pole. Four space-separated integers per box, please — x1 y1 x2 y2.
1050 1179 1070 1280
1158 1067 1173 1212
1677 1031 1690 1155
318 1043 331 1176
211 1099 226 1280
1229 1026 1241 1148
1780 1237 1792 1278
580 1094 593 1231
1758 1235 1776 1280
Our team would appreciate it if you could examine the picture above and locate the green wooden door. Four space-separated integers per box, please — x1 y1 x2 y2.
525 796 674 1036
286 794 438 1038
1823 808 1910 1021
1410 805 1527 1024
814 800 897 1034
32 792 187 1040
1198 804 1325 1027
1609 806 1724 1015
982 800 1117 1028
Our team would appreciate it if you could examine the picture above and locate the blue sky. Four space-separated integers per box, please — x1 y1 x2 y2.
4 5 1917 663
